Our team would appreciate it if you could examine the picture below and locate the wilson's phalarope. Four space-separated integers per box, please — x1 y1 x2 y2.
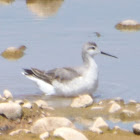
22 42 117 96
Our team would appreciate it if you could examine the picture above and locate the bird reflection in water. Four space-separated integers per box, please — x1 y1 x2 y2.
26 0 64 18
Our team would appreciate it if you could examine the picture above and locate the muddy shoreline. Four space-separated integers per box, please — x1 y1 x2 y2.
0 90 140 140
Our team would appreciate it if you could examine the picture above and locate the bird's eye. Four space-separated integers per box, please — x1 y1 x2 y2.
89 47 95 50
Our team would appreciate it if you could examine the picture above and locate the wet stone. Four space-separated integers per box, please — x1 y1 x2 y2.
71 94 93 108
133 123 140 135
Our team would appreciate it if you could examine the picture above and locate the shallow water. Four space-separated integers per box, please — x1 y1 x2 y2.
0 0 140 103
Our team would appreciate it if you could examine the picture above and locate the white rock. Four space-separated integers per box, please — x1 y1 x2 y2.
136 104 140 108
53 127 88 140
40 132 49 140
91 106 104 110
89 126 103 134
133 123 140 135
23 102 32 109
34 100 48 109
129 100 137 104
9 129 30 136
108 100 116 104
0 102 22 120
120 19 139 26
109 103 121 113
9 129 21 136
28 118 33 124
91 117 108 130
71 94 93 108
15 100 24 105
31 117 75 134
3 89 13 99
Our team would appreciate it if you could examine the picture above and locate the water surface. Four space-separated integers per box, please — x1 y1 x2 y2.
0 0 140 103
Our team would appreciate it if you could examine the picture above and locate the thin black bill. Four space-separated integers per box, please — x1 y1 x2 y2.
101 51 118 58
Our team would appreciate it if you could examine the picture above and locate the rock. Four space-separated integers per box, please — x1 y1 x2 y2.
31 117 75 134
90 117 109 131
3 89 13 99
40 132 49 140
23 102 32 109
89 126 103 134
118 20 139 26
109 102 121 113
133 123 140 135
1 45 26 61
71 94 93 108
0 102 22 120
28 118 33 124
34 100 48 109
53 127 88 140
114 97 124 104
129 100 137 104
91 106 104 110
9 129 30 136
136 105 140 112
15 100 24 105
115 19 140 31
120 109 135 119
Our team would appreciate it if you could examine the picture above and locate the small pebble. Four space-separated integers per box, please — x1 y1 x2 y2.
3 89 13 99
34 100 48 109
23 102 32 109
71 94 93 108
15 100 24 105
109 102 121 113
40 132 49 140
133 123 140 135
89 126 103 134
89 117 109 132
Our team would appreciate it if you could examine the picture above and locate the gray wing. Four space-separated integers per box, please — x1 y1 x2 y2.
26 67 81 84
46 67 81 83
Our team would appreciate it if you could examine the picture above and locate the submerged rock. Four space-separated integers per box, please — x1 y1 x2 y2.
115 19 140 32
0 102 22 120
71 94 93 108
120 109 135 120
133 123 140 135
53 127 88 140
31 117 75 134
3 89 13 99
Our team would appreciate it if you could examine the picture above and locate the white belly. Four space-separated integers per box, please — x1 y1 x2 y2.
52 70 98 96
